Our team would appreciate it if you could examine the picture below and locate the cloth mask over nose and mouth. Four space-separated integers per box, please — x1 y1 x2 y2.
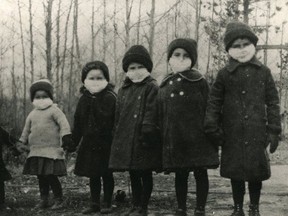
126 68 150 83
169 57 192 73
228 44 256 63
33 98 53 110
84 79 108 94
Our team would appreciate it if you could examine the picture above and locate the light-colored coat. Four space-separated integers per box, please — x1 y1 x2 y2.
20 104 71 160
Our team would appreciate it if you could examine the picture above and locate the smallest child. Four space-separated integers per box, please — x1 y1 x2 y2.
17 79 73 210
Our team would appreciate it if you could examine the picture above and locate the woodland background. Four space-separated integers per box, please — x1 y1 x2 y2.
0 0 288 139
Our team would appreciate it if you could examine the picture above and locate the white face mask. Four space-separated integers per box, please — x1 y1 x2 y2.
84 79 108 94
126 68 150 83
33 98 53 110
169 57 192 73
228 44 256 63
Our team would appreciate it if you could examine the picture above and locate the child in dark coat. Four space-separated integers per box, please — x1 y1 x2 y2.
17 79 73 210
158 38 219 216
72 61 116 214
109 45 161 216
205 21 281 216
0 127 19 210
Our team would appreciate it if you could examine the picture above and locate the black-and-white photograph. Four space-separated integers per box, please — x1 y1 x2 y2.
0 0 287 215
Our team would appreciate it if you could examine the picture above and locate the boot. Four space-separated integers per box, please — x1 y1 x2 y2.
194 206 205 216
100 202 113 214
34 195 49 209
231 204 245 216
82 203 100 214
175 208 187 216
123 206 140 216
248 204 261 216
51 197 64 210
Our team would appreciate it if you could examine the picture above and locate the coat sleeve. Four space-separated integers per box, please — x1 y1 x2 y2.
19 114 32 144
52 106 71 137
142 81 159 127
0 127 15 147
204 70 225 135
200 78 210 110
265 68 281 135
72 99 83 146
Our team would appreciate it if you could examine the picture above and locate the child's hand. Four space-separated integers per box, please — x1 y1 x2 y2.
267 133 279 154
62 134 76 153
16 141 30 153
10 146 21 156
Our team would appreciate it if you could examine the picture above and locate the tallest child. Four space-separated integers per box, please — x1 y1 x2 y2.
205 21 281 216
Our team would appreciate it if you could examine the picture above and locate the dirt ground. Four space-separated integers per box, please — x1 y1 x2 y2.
1 142 288 216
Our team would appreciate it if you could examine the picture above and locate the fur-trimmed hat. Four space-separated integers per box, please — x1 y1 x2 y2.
81 61 110 83
167 38 198 68
30 79 53 101
122 45 153 73
224 21 258 51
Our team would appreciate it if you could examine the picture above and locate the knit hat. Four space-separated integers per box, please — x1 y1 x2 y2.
30 79 53 101
122 45 153 73
81 61 110 83
167 38 198 68
224 21 258 51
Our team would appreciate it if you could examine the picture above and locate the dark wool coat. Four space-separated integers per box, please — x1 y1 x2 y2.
109 76 161 171
73 86 116 177
0 127 13 181
158 70 219 171
205 57 281 181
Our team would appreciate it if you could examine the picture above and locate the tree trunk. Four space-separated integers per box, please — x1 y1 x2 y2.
55 0 61 98
44 0 54 81
17 0 27 119
91 0 95 60
243 0 250 24
113 0 118 85
125 0 132 50
74 0 81 69
136 0 142 44
103 0 107 61
29 0 34 84
61 0 73 94
148 0 155 59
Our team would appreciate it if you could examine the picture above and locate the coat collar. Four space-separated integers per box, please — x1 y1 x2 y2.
226 56 262 73
160 69 203 87
122 76 154 88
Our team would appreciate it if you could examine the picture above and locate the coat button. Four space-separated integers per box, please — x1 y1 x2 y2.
138 96 141 99
169 81 173 85
245 141 249 145
244 115 248 120
170 93 175 97
177 78 181 81
134 114 137 118
242 90 246 94
179 91 184 96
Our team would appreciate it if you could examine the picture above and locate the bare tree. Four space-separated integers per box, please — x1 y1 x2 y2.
17 0 27 118
125 0 133 50
113 0 118 85
136 0 142 44
243 0 250 24
29 0 35 83
61 0 73 94
55 0 61 97
103 0 107 61
44 0 54 80
148 0 155 59
73 0 81 69
91 0 96 60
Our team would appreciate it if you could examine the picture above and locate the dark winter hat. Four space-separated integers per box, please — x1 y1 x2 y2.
30 79 53 101
81 61 110 83
224 21 258 51
122 45 153 73
167 38 198 68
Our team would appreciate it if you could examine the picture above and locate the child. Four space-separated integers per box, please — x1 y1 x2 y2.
158 38 219 216
204 21 281 216
17 79 73 210
109 45 161 216
72 61 116 214
0 127 20 210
